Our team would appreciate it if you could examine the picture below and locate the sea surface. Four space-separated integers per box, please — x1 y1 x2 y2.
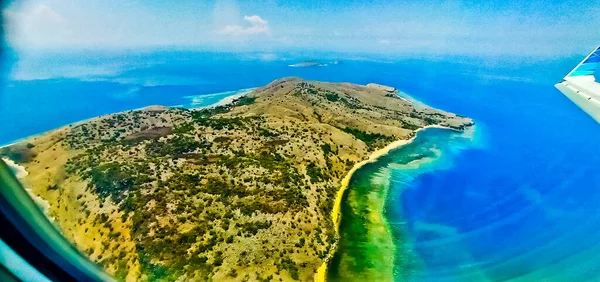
3 50 600 281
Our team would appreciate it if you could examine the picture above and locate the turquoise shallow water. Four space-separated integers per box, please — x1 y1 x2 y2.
328 127 479 281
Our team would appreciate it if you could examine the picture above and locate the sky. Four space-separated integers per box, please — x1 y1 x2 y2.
2 0 600 56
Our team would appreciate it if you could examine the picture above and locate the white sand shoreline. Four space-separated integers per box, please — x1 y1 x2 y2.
192 89 253 110
2 157 29 179
1 157 53 219
0 141 18 149
314 124 458 282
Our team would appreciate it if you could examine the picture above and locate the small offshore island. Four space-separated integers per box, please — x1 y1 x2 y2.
1 78 472 281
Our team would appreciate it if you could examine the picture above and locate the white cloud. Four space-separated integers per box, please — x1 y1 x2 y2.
220 15 270 36
4 3 70 47
29 4 66 24
244 15 267 27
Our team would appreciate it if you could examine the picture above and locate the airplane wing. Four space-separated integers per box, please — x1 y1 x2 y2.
555 45 600 122
0 160 113 281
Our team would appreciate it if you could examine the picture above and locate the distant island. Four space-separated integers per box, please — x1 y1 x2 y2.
1 77 472 281
288 61 340 68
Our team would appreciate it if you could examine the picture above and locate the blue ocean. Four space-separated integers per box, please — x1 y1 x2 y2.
2 50 600 280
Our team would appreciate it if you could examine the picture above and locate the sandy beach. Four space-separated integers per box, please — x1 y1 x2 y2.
205 92 248 108
2 157 29 179
314 124 453 282
192 89 254 110
185 87 255 109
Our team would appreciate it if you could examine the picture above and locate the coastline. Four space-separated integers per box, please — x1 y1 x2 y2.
314 124 456 282
2 157 29 179
191 88 254 110
0 157 52 215
0 141 20 149
0 88 256 149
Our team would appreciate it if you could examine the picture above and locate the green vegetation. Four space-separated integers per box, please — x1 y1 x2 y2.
307 162 328 183
259 128 279 137
402 122 421 130
322 91 365 109
339 127 395 148
0 146 34 163
145 135 208 157
325 92 340 102
277 257 300 280
191 110 261 130
86 162 140 203
239 221 272 236
321 143 333 156
173 122 194 134
234 96 257 106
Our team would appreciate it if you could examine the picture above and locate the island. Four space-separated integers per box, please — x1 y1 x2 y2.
0 77 473 281
288 61 339 68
